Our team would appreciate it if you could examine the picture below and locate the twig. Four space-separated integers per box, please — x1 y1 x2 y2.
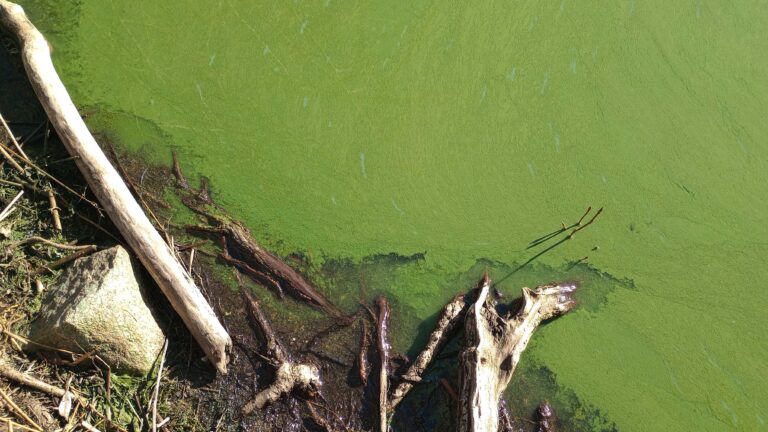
157 417 170 429
0 417 38 432
47 189 61 231
536 401 557 432
240 290 322 415
151 339 169 432
103 140 165 232
242 290 287 364
176 240 209 252
33 245 97 275
0 178 23 188
0 141 25 174
171 150 189 189
73 211 125 248
458 275 578 431
0 141 100 211
0 190 23 222
358 320 370 386
0 113 29 160
0 385 43 431
81 420 102 432
9 236 93 251
439 378 458 402
1 328 79 357
496 207 604 287
304 400 333 432
498 400 515 432
182 197 347 319
187 248 195 273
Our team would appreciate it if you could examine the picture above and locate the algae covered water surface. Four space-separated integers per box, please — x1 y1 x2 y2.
17 0 768 430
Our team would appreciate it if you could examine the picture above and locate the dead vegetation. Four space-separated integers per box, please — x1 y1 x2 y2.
0 114 214 430
0 29 212 427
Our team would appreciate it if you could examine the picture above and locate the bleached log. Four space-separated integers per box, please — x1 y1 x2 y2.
458 274 577 432
0 0 231 373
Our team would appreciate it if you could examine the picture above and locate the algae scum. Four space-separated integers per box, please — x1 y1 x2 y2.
17 0 768 430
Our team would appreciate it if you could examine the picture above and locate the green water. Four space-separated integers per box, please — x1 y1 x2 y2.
17 0 768 430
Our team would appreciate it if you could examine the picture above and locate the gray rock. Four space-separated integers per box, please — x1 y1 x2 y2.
26 246 165 374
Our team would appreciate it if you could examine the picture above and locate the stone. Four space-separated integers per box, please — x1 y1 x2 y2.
25 246 165 375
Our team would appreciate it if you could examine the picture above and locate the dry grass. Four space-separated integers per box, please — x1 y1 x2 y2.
0 114 206 431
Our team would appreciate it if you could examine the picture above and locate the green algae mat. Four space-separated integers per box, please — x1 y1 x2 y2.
17 0 768 430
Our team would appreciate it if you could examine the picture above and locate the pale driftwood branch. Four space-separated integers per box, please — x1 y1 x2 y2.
458 274 577 432
389 292 468 410
0 0 231 373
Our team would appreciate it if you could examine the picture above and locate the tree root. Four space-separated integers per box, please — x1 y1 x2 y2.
457 274 577 432
240 290 322 416
241 361 321 415
172 152 347 319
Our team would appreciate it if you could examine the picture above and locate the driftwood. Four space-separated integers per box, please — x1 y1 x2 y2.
458 274 577 432
240 290 322 415
389 292 468 410
0 1 231 373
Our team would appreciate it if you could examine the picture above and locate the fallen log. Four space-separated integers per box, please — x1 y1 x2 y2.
0 1 231 373
457 274 577 432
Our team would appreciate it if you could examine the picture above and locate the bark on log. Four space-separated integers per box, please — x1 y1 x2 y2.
0 1 231 373
457 274 576 432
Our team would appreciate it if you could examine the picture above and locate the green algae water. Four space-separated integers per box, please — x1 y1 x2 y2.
17 0 768 430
